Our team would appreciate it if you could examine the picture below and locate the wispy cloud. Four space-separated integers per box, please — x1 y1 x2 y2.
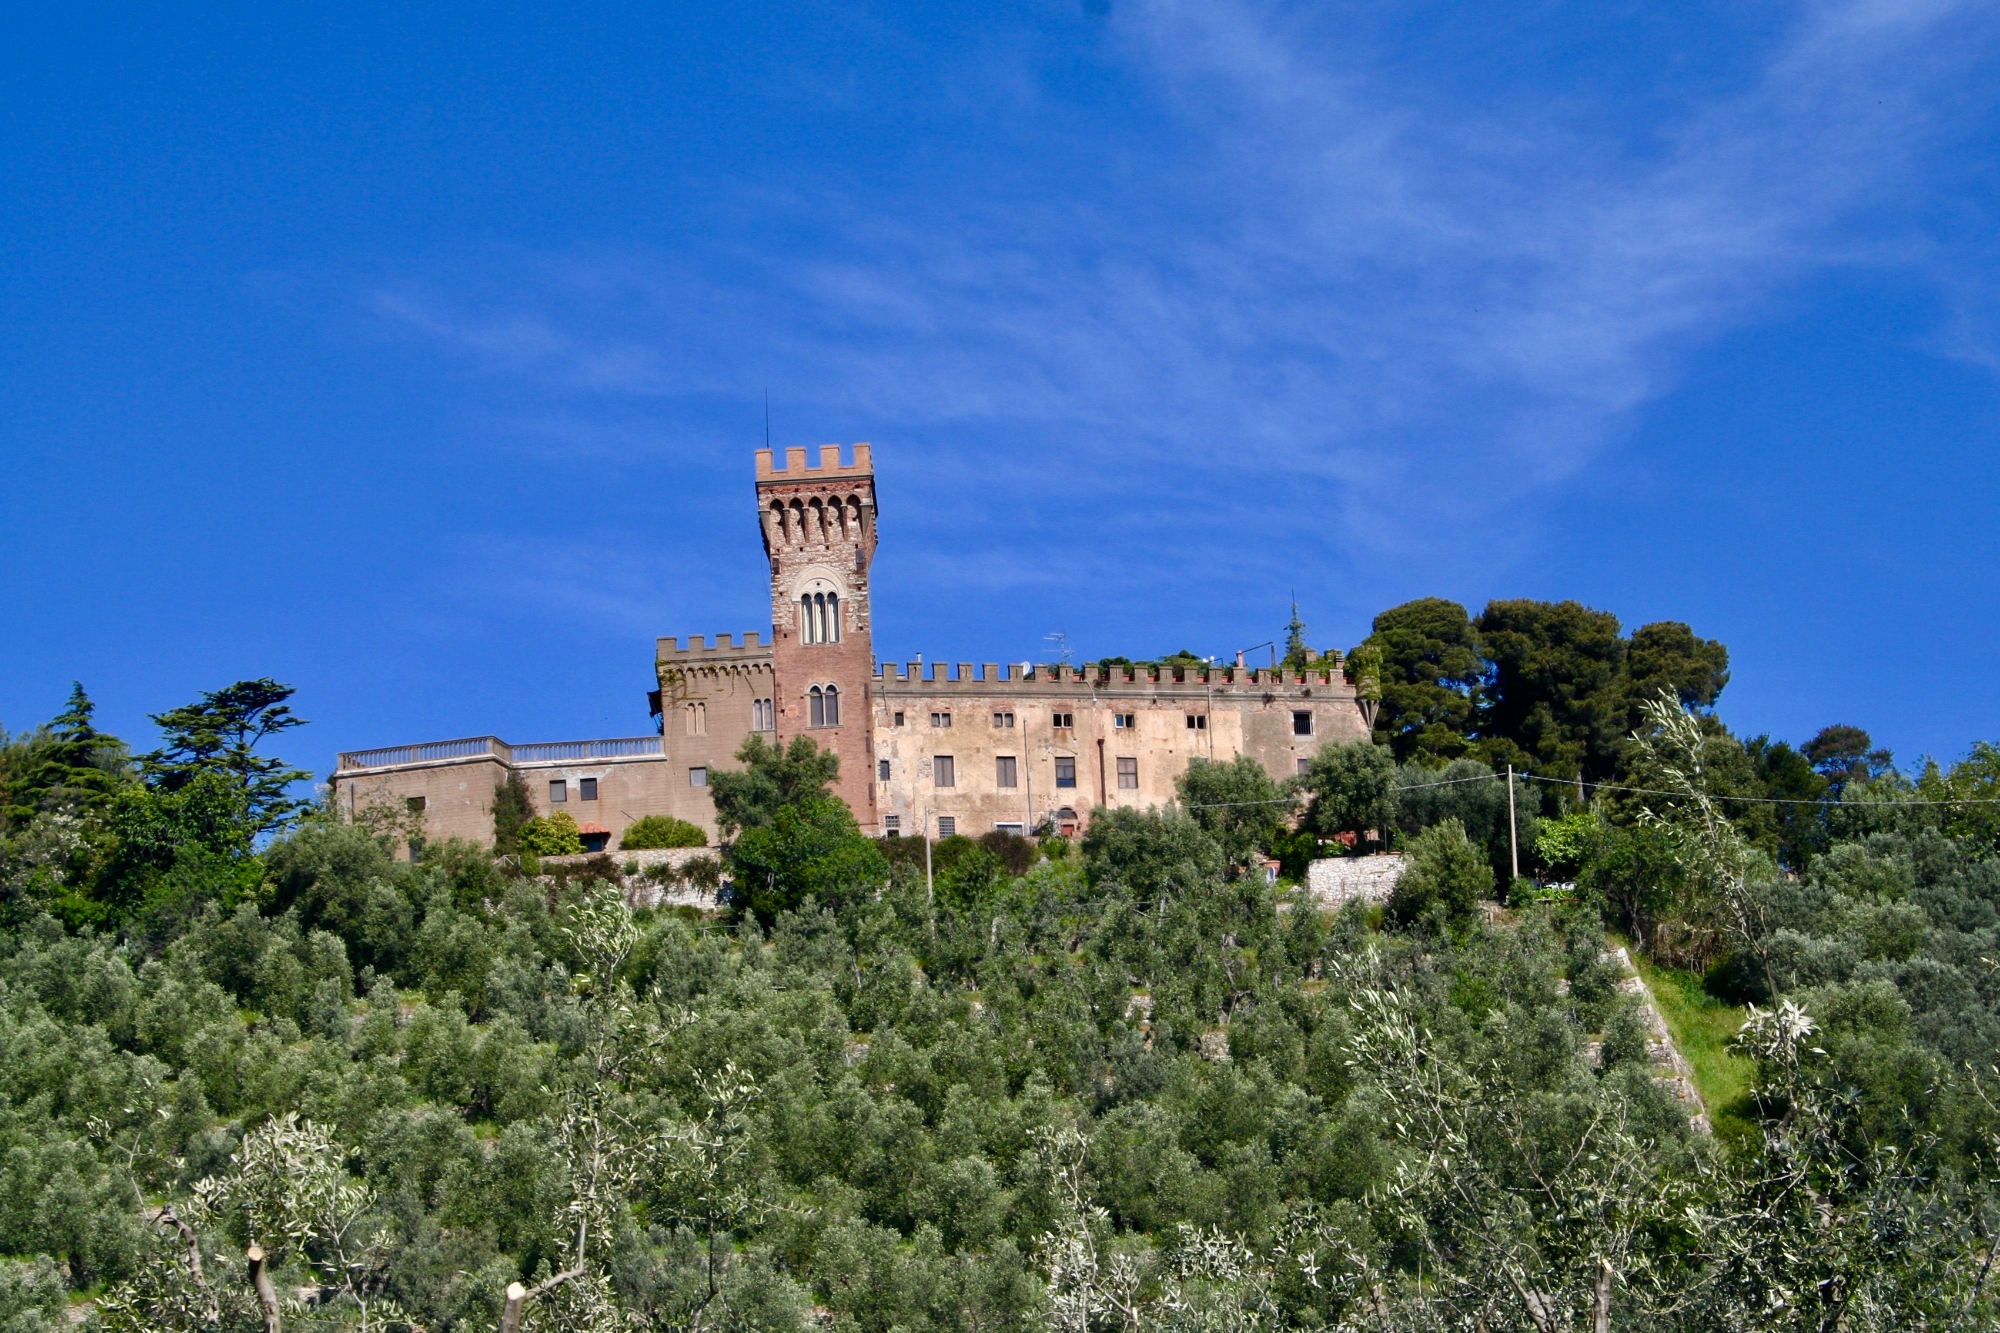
371 0 1999 605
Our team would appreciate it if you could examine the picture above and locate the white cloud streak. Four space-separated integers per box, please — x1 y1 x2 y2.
372 0 2000 599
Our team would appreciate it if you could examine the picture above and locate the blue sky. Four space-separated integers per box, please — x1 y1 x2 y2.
4 0 1998 781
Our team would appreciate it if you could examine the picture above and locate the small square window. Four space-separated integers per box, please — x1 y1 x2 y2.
1055 756 1076 788
405 795 426 813
579 777 598 801
1113 713 1134 728
934 755 956 787
1117 756 1138 789
878 759 891 781
992 711 1015 728
549 780 567 803
688 767 708 787
937 816 956 838
931 711 952 728
996 755 1018 788
1293 710 1314 736
1186 714 1206 730
1052 712 1074 729
884 814 901 836
893 711 905 727
1297 757 1311 776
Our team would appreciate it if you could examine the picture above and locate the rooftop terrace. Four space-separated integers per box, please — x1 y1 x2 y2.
335 735 663 772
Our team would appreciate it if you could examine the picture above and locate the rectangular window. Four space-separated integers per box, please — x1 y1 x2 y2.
1186 714 1206 730
934 755 956 787
1297 757 1311 776
937 816 956 838
893 711 905 727
992 711 1014 728
1052 712 1074 729
993 822 1024 836
1293 710 1314 736
405 795 426 812
1117 757 1138 789
688 767 708 787
931 711 952 728
884 815 901 836
878 759 891 781
996 755 1017 788
1113 713 1134 728
1055 756 1076 788
579 777 598 801
549 779 567 803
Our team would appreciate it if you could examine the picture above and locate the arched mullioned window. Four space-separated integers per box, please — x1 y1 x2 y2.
799 591 841 645
808 684 840 727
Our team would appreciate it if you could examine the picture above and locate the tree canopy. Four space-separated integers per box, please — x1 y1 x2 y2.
139 678 309 834
1349 597 1731 784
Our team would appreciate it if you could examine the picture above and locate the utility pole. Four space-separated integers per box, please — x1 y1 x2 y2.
1507 764 1520 883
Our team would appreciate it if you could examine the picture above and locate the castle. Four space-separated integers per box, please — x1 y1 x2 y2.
332 446 1374 854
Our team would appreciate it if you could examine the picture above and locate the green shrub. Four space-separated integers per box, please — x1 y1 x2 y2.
516 811 583 856
618 815 706 850
1387 818 1492 927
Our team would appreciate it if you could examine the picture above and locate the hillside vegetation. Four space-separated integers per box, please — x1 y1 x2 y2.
2 599 1999 1331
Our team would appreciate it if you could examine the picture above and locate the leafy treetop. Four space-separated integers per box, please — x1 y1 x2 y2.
707 734 840 838
140 678 309 834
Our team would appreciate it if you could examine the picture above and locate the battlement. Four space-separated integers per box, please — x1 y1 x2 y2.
755 443 873 484
656 631 771 660
871 660 1354 693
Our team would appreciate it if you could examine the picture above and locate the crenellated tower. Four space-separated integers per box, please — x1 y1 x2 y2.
757 444 879 828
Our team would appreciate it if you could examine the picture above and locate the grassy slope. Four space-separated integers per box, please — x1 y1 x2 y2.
1631 953 1756 1138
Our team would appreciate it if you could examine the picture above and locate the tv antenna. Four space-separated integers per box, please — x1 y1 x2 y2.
1043 631 1073 664
764 389 770 450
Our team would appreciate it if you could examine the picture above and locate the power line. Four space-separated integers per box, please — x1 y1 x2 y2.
1184 770 1500 811
1188 768 2000 811
1512 770 2000 808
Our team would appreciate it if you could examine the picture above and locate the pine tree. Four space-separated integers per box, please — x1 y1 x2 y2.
140 678 309 834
